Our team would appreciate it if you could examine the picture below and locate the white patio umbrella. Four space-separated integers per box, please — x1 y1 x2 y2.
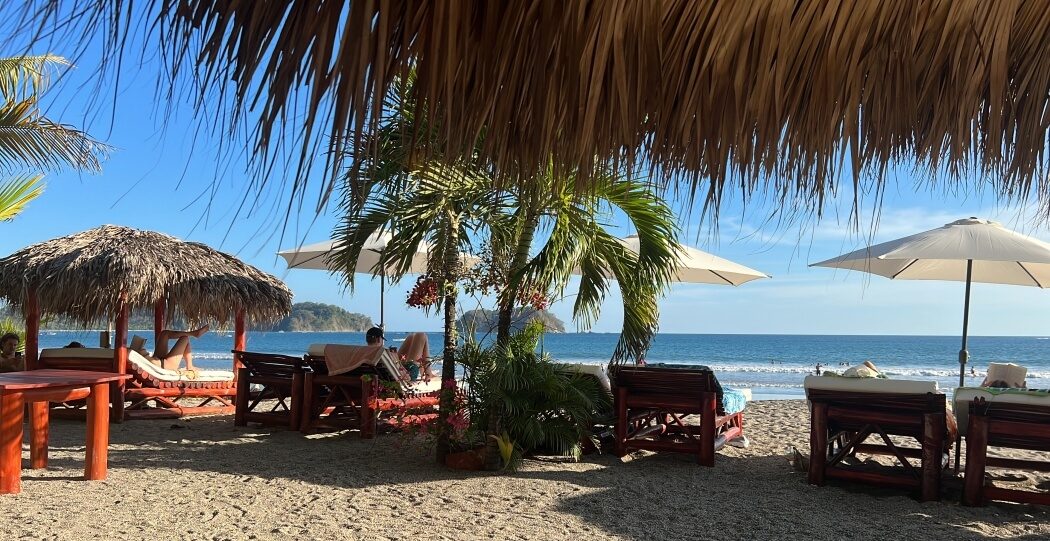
619 234 771 285
811 217 1050 387
278 232 431 327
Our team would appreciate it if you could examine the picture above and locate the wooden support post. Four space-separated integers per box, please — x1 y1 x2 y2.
153 297 166 348
699 391 716 467
299 372 315 434
920 412 944 502
963 410 989 506
234 364 249 427
809 402 829 486
0 391 25 493
25 286 39 371
233 310 247 380
84 382 110 480
290 371 304 432
360 377 376 439
113 298 129 423
615 387 628 457
29 401 49 469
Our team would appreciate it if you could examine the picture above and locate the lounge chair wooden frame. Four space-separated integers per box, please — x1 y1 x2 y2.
27 296 245 421
299 355 379 437
962 397 1050 506
299 354 441 437
807 389 948 502
233 351 307 430
613 366 744 466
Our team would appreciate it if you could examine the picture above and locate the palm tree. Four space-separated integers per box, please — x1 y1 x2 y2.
332 161 507 463
0 54 107 221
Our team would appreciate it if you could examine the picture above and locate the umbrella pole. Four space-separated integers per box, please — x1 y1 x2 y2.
955 258 974 473
958 259 973 387
380 272 386 328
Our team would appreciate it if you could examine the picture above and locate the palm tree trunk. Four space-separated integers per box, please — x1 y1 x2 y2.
436 218 461 465
496 214 539 346
486 214 539 470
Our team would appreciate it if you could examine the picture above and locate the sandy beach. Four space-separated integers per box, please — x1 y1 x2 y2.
4 400 1049 541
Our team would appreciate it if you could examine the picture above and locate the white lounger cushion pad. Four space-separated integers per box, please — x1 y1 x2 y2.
953 387 1050 436
804 375 939 395
128 350 233 382
560 363 612 394
41 347 115 359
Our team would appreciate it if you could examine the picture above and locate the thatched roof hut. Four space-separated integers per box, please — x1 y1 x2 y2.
20 1 1050 214
0 225 292 326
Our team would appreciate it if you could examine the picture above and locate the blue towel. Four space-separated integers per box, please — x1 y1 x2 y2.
722 387 748 415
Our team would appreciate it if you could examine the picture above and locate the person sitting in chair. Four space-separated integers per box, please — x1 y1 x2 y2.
131 325 209 372
365 326 432 381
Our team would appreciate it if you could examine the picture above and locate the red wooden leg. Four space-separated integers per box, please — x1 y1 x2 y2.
0 391 25 494
84 383 111 480
809 402 828 486
234 367 249 427
300 373 315 434
614 387 628 457
360 379 376 439
289 372 303 432
963 412 989 506
699 391 716 466
920 412 944 502
29 401 49 469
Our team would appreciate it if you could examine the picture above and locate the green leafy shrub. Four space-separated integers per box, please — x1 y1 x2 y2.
461 320 610 469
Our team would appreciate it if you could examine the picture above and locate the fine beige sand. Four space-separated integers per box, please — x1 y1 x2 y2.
5 400 1049 540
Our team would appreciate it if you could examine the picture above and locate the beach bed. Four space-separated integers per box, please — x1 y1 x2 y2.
957 387 1050 506
613 365 745 466
804 376 951 501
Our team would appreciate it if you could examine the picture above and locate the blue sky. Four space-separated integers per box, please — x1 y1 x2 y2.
5 40 1050 337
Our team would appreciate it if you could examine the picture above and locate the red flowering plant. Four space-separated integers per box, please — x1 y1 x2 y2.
391 381 478 453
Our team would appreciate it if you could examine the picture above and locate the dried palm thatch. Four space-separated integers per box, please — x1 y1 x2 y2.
14 1 1050 216
0 225 292 327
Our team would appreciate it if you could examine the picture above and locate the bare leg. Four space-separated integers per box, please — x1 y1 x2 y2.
161 336 191 371
153 325 209 359
398 333 430 363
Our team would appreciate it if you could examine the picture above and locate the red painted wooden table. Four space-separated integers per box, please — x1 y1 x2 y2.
0 370 131 494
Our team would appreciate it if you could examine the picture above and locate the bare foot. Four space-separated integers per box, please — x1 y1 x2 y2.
192 325 210 338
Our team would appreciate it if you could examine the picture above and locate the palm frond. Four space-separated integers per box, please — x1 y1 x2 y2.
0 98 108 173
0 55 68 100
0 173 45 221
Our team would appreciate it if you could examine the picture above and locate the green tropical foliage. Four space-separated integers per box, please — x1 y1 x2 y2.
0 173 43 221
0 54 107 221
460 321 610 469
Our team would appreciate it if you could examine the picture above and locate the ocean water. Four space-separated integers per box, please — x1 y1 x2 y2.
36 331 1050 400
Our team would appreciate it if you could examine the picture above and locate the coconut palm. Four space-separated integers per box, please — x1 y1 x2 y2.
0 54 107 221
332 160 508 463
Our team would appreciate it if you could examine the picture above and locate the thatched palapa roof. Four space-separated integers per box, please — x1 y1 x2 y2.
19 1 1050 214
0 225 292 326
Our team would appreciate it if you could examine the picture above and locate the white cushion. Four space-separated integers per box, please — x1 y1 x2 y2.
127 350 233 383
804 375 939 395
40 347 114 359
953 387 1050 436
307 343 329 356
560 363 612 394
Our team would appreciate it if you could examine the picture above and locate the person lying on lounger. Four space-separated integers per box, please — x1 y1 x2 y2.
366 326 432 380
130 325 209 372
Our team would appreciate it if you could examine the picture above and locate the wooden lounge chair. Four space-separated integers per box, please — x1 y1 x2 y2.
957 387 1050 506
233 350 308 430
300 344 441 437
804 376 952 502
38 347 237 420
613 365 745 466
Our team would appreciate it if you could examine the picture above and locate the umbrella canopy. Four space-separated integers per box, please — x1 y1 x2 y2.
812 218 1050 287
619 235 770 286
277 231 430 274
811 217 1050 387
0 225 292 326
